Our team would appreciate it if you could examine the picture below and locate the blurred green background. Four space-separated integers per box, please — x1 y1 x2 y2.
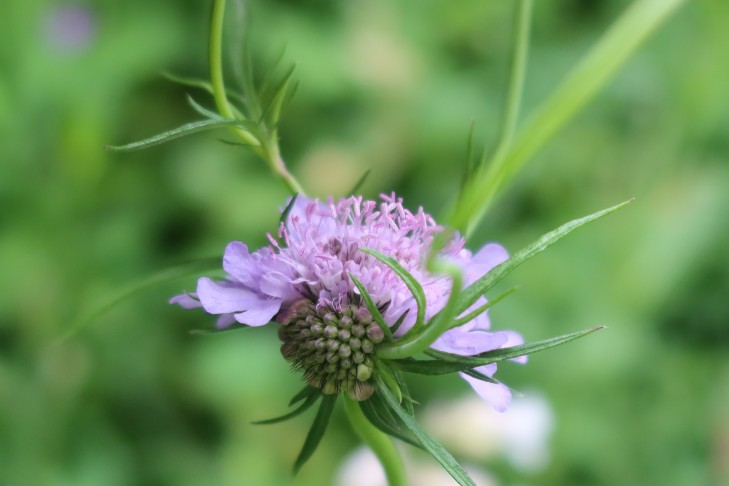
1 0 728 484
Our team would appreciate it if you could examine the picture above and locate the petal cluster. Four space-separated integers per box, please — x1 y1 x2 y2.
172 193 525 411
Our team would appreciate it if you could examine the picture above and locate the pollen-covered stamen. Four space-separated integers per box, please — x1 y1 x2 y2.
277 300 384 401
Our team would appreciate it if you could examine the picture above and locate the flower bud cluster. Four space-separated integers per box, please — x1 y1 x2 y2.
277 300 385 401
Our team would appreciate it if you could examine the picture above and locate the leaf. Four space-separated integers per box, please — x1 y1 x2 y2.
455 200 633 315
189 325 257 336
106 119 259 152
260 63 296 127
293 394 337 473
428 326 605 367
449 286 519 329
252 392 320 425
348 169 371 196
349 273 393 342
186 94 224 120
360 248 427 329
161 72 214 94
389 358 472 376
289 385 319 406
359 393 423 450
461 368 500 385
459 120 478 191
376 259 463 360
389 309 410 335
280 193 299 228
376 377 476 486
54 257 220 344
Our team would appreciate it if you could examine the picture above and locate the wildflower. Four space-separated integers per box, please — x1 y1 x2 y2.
172 193 524 408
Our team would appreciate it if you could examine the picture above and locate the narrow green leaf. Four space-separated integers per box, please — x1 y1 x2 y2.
54 257 220 344
106 119 258 152
377 260 463 360
461 368 500 385
186 94 224 120
360 248 426 329
293 394 337 473
460 120 478 191
392 368 416 416
252 392 320 425
449 286 519 329
376 378 476 486
359 394 423 450
376 360 403 404
456 200 632 315
189 325 257 336
280 193 299 228
429 326 605 367
348 169 371 196
289 385 319 406
349 273 393 342
389 358 472 376
261 64 296 126
389 309 410 335
161 72 214 94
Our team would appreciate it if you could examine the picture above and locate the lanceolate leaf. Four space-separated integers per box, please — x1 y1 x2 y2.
289 385 319 406
106 119 259 152
252 392 320 425
280 193 299 228
349 273 393 342
161 72 214 94
455 200 632 315
449 286 519 329
56 257 220 344
293 394 337 473
359 394 423 450
348 169 372 196
360 248 427 329
186 94 225 120
429 326 605 367
376 377 476 486
389 358 472 376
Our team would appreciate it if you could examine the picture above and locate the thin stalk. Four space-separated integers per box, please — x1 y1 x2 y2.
209 0 305 195
209 0 258 145
491 0 532 162
451 0 687 235
343 395 406 486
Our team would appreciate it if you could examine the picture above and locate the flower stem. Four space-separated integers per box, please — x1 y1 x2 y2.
492 0 532 164
342 395 407 486
451 0 686 235
209 0 257 145
209 0 306 195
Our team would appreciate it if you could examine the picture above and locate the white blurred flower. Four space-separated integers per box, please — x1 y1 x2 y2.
337 446 497 486
423 391 554 473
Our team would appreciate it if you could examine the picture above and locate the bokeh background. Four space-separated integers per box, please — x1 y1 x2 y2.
2 0 728 484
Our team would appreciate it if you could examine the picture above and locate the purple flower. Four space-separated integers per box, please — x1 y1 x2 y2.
172 193 525 408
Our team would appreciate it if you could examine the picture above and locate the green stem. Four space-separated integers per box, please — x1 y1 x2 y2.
343 395 407 486
451 0 686 235
209 0 258 145
209 0 305 195
491 0 532 163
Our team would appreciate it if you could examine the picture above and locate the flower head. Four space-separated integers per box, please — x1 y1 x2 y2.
172 193 524 409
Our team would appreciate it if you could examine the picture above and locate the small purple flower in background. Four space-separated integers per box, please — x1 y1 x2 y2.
44 6 96 53
172 193 525 408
